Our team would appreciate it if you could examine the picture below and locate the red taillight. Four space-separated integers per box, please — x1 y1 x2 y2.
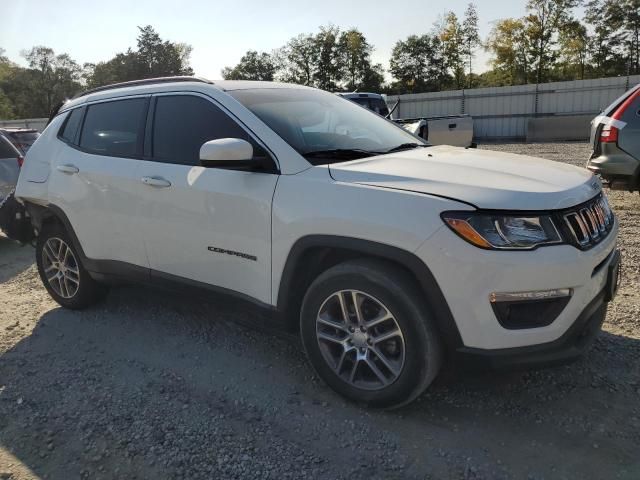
17 156 24 168
600 125 619 144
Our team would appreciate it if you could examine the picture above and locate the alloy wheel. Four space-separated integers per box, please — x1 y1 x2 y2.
315 290 406 390
41 237 80 299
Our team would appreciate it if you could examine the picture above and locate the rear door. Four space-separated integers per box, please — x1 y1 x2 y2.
136 92 278 304
48 97 149 269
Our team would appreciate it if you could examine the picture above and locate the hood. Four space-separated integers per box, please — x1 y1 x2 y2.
329 145 600 210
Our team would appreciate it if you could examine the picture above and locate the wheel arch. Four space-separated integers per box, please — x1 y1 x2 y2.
276 235 463 352
24 201 91 265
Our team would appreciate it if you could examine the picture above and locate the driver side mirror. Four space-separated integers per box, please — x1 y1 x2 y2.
199 138 257 168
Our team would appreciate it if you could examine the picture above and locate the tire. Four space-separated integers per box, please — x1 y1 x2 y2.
300 259 443 409
36 222 107 309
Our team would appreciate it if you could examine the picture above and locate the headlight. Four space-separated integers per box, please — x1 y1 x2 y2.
441 212 563 250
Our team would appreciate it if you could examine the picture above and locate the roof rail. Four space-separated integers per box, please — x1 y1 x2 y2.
72 76 212 99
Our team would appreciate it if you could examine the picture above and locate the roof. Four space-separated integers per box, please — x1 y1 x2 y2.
213 80 314 91
58 77 314 114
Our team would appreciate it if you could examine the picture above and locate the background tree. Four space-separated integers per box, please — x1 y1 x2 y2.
0 49 15 118
274 34 318 85
85 26 193 88
222 50 275 81
439 12 466 89
462 3 481 87
525 0 579 84
389 35 448 93
21 46 81 116
313 26 342 90
338 28 381 91
557 20 590 79
485 18 531 85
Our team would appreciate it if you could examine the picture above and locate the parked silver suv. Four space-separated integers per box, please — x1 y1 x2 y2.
587 83 640 192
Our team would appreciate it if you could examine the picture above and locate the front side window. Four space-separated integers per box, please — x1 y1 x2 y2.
79 98 147 157
229 88 424 164
152 95 262 166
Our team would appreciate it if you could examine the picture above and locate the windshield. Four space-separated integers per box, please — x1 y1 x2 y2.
229 88 424 164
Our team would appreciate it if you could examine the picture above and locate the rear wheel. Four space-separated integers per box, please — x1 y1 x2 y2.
300 259 442 408
36 223 107 309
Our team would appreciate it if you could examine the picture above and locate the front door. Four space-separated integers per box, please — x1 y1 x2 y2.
137 93 278 305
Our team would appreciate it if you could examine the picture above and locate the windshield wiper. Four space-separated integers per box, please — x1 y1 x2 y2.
385 143 429 153
302 148 383 160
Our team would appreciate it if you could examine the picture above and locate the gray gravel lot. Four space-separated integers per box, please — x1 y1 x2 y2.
1 142 639 480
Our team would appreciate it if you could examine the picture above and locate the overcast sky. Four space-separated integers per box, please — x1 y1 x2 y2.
2 0 584 80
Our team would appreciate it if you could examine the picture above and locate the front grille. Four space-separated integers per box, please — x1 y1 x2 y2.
562 194 615 249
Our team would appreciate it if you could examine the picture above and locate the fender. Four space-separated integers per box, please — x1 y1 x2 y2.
276 235 464 351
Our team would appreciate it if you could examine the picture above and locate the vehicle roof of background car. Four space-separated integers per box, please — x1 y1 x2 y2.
0 127 39 133
337 92 384 99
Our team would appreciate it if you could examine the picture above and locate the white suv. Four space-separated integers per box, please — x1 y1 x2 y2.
15 77 621 408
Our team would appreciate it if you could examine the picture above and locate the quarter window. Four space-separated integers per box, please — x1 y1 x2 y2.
59 108 84 144
79 98 147 157
151 95 261 166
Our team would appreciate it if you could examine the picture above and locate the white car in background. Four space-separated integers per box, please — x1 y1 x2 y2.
337 92 475 148
15 77 620 408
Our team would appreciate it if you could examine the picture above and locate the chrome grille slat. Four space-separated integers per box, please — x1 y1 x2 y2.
562 194 614 249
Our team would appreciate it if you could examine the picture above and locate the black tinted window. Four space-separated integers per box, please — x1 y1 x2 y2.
0 136 18 158
59 108 83 144
80 98 146 157
152 95 255 165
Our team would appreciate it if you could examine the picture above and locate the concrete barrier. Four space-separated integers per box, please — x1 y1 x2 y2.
526 115 593 142
0 118 48 132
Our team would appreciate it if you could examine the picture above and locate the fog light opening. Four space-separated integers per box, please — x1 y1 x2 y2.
490 289 573 330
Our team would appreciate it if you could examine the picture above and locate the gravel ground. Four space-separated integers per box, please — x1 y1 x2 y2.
1 142 639 480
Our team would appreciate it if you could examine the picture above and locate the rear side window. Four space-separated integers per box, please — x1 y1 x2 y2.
59 108 84 144
151 95 258 166
0 136 18 158
79 98 147 157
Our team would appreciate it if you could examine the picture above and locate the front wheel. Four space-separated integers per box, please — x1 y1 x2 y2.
300 259 442 408
36 223 107 309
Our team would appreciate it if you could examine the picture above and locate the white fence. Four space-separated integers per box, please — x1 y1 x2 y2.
387 75 640 141
0 118 48 132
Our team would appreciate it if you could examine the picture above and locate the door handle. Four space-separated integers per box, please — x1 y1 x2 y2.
141 176 172 188
448 123 457 129
57 164 79 174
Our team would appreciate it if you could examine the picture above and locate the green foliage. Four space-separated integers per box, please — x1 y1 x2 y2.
485 18 532 85
557 20 590 79
439 12 466 89
586 0 640 76
1 1 639 118
221 51 276 81
389 35 448 93
0 26 194 118
462 3 481 86
223 25 384 92
85 26 193 88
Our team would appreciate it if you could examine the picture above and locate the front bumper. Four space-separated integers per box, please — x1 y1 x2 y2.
416 217 619 351
454 285 607 371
